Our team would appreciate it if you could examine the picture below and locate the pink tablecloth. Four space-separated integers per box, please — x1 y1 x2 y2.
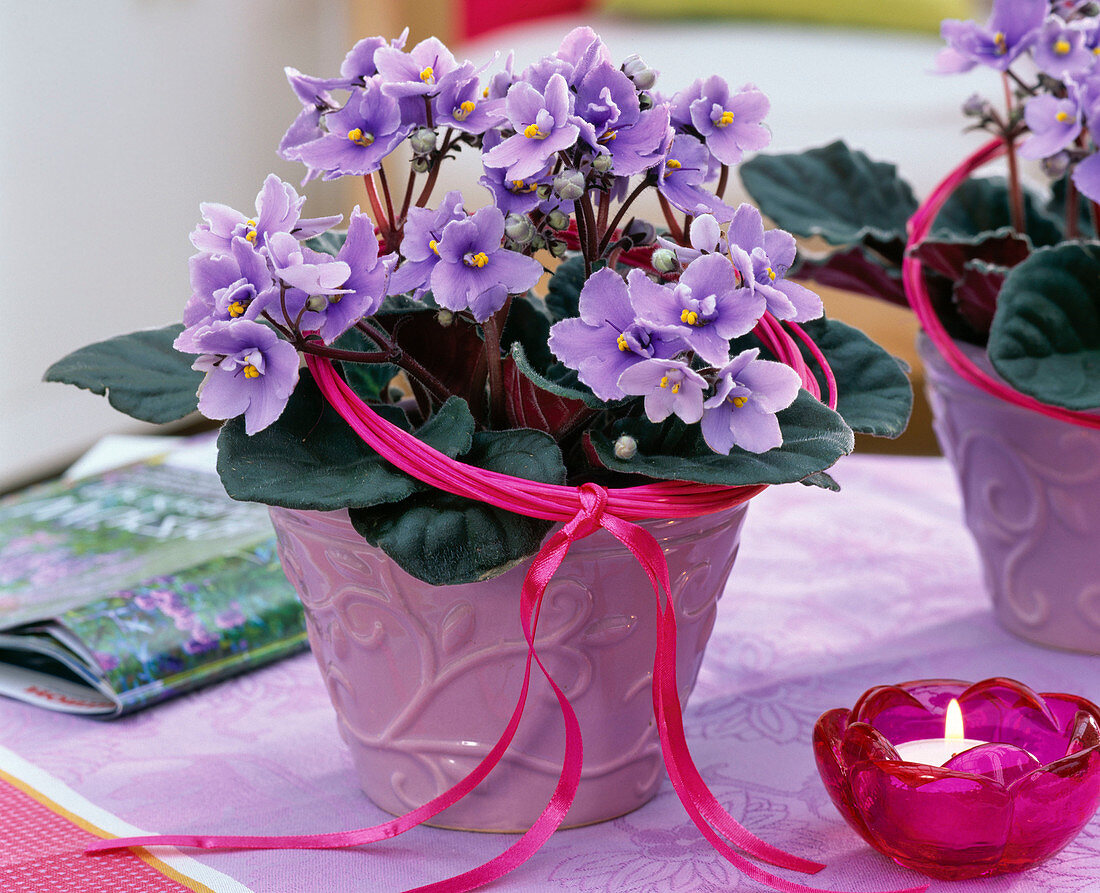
2 454 1098 892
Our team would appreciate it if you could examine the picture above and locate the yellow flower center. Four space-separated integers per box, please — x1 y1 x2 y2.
482 86 490 98
228 301 247 318
453 100 477 121
243 364 260 379
419 66 434 83
1054 38 1072 56
524 123 547 140
616 334 629 351
767 267 777 281
429 239 439 255
1057 110 1074 123
679 308 700 326
244 219 258 244
732 395 747 408
671 382 681 394
666 158 681 169
347 128 375 147
994 31 1007 54
465 251 489 268
659 375 669 389
715 110 735 128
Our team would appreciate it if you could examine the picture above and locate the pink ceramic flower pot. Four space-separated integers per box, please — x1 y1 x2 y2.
919 334 1100 654
268 503 748 831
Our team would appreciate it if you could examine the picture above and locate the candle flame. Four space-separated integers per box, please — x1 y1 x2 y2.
945 699 965 741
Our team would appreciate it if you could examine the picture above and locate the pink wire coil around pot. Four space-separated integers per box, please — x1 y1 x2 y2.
902 137 1100 430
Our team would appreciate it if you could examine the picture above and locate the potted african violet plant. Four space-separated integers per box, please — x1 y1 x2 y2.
47 26 911 883
742 0 1100 654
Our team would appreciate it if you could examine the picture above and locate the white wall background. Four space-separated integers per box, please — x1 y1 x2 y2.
1 2 351 490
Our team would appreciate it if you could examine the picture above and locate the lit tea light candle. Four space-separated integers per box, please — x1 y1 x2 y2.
894 698 987 765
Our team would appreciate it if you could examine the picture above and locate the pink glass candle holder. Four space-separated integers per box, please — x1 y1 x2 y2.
814 677 1100 880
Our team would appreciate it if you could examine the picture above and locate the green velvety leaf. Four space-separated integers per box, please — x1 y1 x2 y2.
545 254 588 321
304 230 347 256
508 343 611 409
500 292 554 371
801 471 841 491
798 317 913 438
217 371 475 509
348 428 566 585
740 141 918 250
933 177 1062 247
588 391 853 486
988 242 1100 410
43 324 202 424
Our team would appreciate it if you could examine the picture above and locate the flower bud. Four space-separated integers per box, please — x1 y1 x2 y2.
638 92 654 111
962 93 990 118
554 169 587 201
536 183 554 200
436 308 454 327
624 218 656 247
650 248 679 273
546 209 570 231
306 295 329 312
622 54 657 90
592 153 614 174
411 156 431 173
410 127 438 155
1041 150 1072 178
529 234 546 251
613 434 638 460
548 239 568 258
504 213 536 244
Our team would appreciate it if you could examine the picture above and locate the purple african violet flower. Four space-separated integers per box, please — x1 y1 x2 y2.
548 267 685 401
183 238 275 326
727 204 823 323
188 319 300 435
294 79 408 180
375 36 459 98
701 348 801 454
630 256 763 366
388 191 466 296
307 207 391 343
483 73 581 181
431 62 506 134
670 76 770 167
266 231 352 296
478 134 546 217
656 135 736 222
1073 151 1100 201
1033 15 1095 78
190 175 341 254
1020 92 1083 159
617 358 708 423
430 206 543 321
936 0 1046 73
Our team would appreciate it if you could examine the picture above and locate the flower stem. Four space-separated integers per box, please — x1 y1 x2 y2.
574 195 593 278
482 296 512 429
399 167 417 221
1002 74 1026 234
1065 170 1081 239
598 179 650 256
716 164 729 201
364 174 392 239
658 193 685 244
378 163 397 230
414 128 455 208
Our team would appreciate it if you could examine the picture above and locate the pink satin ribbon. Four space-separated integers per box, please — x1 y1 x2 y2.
88 323 927 893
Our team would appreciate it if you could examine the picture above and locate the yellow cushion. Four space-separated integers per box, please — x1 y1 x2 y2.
596 0 973 35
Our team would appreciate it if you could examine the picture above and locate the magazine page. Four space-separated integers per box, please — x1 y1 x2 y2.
0 456 274 629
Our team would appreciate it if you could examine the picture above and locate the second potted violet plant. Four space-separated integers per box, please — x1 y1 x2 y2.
742 0 1100 653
